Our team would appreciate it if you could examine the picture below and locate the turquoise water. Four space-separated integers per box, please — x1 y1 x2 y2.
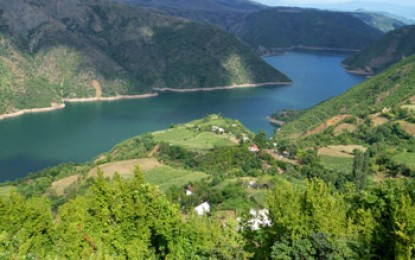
0 51 365 181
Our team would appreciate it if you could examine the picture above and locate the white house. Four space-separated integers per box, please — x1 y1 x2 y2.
247 208 271 230
242 133 250 142
194 202 210 216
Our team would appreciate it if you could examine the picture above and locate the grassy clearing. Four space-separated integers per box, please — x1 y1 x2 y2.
153 127 236 151
402 104 415 111
51 175 80 196
252 190 267 208
0 186 14 198
89 158 162 179
369 113 389 127
334 123 357 135
320 155 354 173
392 152 415 169
319 145 366 158
399 121 415 137
144 165 208 192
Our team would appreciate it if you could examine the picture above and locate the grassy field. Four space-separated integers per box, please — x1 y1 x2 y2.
0 186 15 198
399 121 415 137
320 155 354 173
153 127 236 152
144 165 208 192
402 104 415 111
319 145 366 158
89 158 162 179
392 152 415 170
51 175 80 196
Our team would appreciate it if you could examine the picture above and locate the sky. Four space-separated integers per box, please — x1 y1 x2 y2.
255 0 415 6
254 0 415 20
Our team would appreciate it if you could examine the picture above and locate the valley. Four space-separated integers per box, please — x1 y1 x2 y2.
1 0 415 258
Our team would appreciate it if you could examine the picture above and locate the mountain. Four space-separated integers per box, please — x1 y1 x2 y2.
0 0 289 116
118 0 265 31
350 11 406 32
276 54 415 139
227 7 383 54
342 25 415 74
119 2 385 54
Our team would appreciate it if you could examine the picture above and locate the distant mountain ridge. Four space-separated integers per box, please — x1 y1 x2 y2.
228 7 383 54
342 25 415 74
121 1 385 54
0 0 289 115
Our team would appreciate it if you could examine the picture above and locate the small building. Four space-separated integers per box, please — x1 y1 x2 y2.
185 186 193 196
217 127 225 134
242 133 250 142
211 126 219 132
247 208 271 230
249 144 259 152
194 202 210 216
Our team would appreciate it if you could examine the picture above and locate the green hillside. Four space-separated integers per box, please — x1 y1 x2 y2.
2 114 415 258
0 0 289 115
228 7 383 54
277 54 415 138
351 11 406 33
342 25 415 74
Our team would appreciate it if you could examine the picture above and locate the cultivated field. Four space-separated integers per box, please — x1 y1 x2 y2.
89 158 162 178
144 165 208 192
392 152 415 170
320 155 354 173
152 127 236 152
0 186 14 198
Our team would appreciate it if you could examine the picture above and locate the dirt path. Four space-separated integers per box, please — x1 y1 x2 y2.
264 149 299 165
92 80 102 98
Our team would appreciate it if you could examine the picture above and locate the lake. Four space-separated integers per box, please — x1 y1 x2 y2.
0 51 365 181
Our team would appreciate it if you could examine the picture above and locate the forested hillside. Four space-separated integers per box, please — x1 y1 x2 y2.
343 25 415 74
0 0 288 115
227 7 383 54
1 114 415 258
278 54 415 138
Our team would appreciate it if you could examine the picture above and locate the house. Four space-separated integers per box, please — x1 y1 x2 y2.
211 126 224 134
185 185 193 196
247 208 271 230
242 133 250 142
249 144 259 152
194 202 210 216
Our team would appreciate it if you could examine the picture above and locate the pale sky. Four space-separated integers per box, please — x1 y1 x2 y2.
254 0 415 19
255 0 415 7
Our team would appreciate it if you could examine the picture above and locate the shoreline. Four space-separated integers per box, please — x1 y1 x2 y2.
340 64 373 76
153 81 292 93
0 81 288 121
0 93 159 121
62 93 159 103
260 46 360 56
0 103 66 121
267 116 285 126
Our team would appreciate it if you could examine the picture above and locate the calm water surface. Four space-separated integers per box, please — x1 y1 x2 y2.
0 51 365 181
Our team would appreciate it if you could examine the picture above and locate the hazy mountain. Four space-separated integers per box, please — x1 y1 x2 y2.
228 7 383 54
342 25 415 74
350 11 406 32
